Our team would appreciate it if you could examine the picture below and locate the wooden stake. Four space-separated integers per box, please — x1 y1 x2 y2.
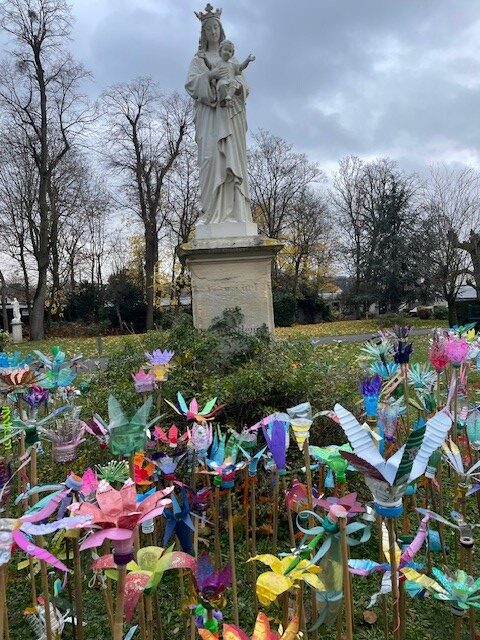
213 486 221 569
226 489 239 625
250 476 258 616
387 518 400 640
73 539 85 640
0 566 6 640
113 565 127 640
272 469 279 554
338 516 353 640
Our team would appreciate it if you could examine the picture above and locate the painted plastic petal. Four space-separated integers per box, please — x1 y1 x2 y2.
252 612 273 640
96 481 123 521
223 624 249 640
280 617 299 640
348 559 382 575
256 572 292 607
198 631 218 640
72 501 106 526
136 547 165 572
138 501 171 523
80 528 133 551
302 573 325 591
21 515 91 536
12 530 68 572
125 572 151 622
92 554 116 571
120 479 138 512
250 554 283 573
401 568 446 595
139 487 174 515
170 552 196 571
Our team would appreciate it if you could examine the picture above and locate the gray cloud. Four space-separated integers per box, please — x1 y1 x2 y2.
3 0 480 171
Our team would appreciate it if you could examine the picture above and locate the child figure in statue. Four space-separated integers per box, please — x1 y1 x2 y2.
198 39 255 106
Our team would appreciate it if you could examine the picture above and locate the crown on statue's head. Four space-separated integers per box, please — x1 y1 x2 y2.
195 3 222 22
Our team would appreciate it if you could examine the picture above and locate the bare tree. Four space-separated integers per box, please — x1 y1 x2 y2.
164 139 201 304
421 166 479 324
0 269 8 332
0 0 91 339
248 129 322 240
279 188 332 297
99 78 192 330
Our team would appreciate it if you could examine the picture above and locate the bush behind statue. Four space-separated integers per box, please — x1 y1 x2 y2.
84 308 347 444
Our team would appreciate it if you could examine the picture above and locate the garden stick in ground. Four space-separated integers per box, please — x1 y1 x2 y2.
73 538 85 640
338 513 353 640
250 475 258 616
226 488 239 625
113 565 127 640
272 467 279 554
387 518 400 640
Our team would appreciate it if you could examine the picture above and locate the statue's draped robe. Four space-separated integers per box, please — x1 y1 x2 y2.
185 51 252 225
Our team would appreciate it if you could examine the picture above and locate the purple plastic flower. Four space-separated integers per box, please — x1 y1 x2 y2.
194 551 232 602
24 386 49 409
145 349 174 366
393 342 413 365
262 419 289 475
361 375 382 398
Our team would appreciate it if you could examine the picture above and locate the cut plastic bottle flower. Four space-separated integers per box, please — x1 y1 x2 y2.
444 336 469 367
198 612 299 640
428 340 449 373
154 424 189 449
145 349 174 366
166 392 224 423
401 567 480 612
92 545 195 622
132 369 156 394
249 552 324 607
71 478 173 551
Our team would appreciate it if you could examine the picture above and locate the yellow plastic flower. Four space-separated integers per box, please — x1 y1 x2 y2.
249 554 324 607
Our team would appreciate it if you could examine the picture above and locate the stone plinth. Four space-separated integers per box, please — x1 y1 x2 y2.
11 320 23 343
178 236 283 333
195 221 258 240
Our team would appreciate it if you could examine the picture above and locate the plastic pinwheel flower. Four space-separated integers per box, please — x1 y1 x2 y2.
401 567 480 614
417 508 479 549
334 403 451 517
249 548 324 607
194 551 232 608
360 338 394 363
428 339 449 373
71 479 173 558
262 419 289 476
162 486 195 553
24 386 49 411
92 545 195 622
377 398 404 443
0 351 32 374
83 416 109 448
93 395 159 457
316 492 365 519
198 612 299 640
349 514 430 607
0 497 91 570
407 363 436 392
393 341 413 365
145 349 174 382
152 450 186 481
133 452 155 486
309 444 352 487
96 460 129 485
188 422 213 458
360 375 382 418
154 424 189 449
369 361 399 380
166 392 224 423
444 335 469 367
0 368 38 394
466 409 480 451
441 439 480 496
132 369 156 394
285 479 322 513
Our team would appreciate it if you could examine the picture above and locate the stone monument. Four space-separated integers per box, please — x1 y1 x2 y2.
11 297 23 343
179 3 282 332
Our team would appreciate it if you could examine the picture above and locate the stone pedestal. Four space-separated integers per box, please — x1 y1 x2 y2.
178 235 283 333
11 319 23 343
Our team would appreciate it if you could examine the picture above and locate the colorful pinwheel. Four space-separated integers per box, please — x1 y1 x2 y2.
335 403 451 517
162 486 195 553
166 392 224 423
349 514 430 607
441 439 480 495
401 567 480 612
198 612 299 640
154 424 189 449
92 545 195 622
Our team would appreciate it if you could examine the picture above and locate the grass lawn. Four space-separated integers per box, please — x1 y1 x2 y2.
276 317 448 339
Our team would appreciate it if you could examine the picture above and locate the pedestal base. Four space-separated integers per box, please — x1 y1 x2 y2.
178 236 283 333
195 221 258 240
11 320 23 343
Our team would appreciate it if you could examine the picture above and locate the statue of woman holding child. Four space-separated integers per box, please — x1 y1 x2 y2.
185 4 255 229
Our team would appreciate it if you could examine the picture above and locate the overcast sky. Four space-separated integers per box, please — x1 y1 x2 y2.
57 0 480 175
2 0 480 175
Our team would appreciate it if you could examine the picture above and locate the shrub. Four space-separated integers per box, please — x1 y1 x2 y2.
0 330 9 351
417 306 433 319
273 291 297 327
433 306 449 320
376 313 408 328
64 282 105 323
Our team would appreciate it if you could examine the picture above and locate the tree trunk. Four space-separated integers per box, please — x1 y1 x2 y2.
144 223 158 331
30 266 48 340
447 300 457 327
0 270 9 333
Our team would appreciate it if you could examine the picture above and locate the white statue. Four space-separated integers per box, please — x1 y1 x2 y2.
198 40 255 107
12 298 21 323
185 4 254 227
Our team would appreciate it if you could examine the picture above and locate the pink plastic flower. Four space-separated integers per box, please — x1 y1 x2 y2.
132 369 156 393
428 341 449 373
444 336 469 367
71 479 173 551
